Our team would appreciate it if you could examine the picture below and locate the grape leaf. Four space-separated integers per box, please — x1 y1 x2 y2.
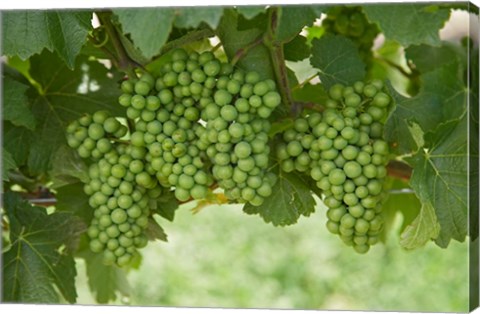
310 34 366 89
3 76 35 130
113 8 175 59
363 4 450 48
292 83 329 106
153 193 180 222
2 11 92 69
116 27 151 66
2 192 85 303
3 123 33 167
236 5 266 19
284 35 311 62
26 50 124 174
380 178 421 242
56 182 93 224
405 42 463 74
237 10 268 31
243 168 316 226
269 118 294 138
400 201 440 249
2 150 17 181
217 9 274 80
80 250 131 304
145 218 168 242
406 115 469 247
275 6 319 43
49 145 89 189
385 62 467 155
174 7 224 29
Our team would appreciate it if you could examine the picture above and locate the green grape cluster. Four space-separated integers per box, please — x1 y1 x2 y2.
65 110 128 159
66 109 166 267
66 48 283 264
117 48 281 206
276 80 391 253
82 144 163 266
322 6 380 62
196 70 280 206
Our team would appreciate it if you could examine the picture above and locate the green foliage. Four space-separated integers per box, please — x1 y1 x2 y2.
217 9 274 79
244 169 316 226
2 150 17 181
385 62 468 154
113 8 175 59
363 4 451 47
406 42 463 73
24 51 124 174
2 11 92 68
153 193 180 222
56 183 93 223
50 145 89 189
406 116 469 247
2 77 35 130
284 35 311 62
310 34 366 88
145 219 168 242
2 192 85 303
236 5 266 19
3 123 34 167
400 201 440 249
174 7 224 29
80 250 131 304
275 6 319 43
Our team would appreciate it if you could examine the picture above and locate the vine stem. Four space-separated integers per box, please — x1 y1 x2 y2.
87 35 117 61
96 11 138 78
264 7 297 116
387 160 412 180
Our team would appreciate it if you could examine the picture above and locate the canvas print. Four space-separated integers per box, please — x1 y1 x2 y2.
1 1 479 313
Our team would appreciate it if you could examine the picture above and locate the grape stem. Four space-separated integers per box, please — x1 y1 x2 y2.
109 138 130 145
297 101 325 112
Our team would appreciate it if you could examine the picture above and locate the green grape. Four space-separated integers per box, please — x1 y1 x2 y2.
134 81 151 96
204 60 221 76
214 90 233 106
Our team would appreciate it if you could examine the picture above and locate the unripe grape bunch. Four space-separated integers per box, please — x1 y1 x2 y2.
65 48 282 266
276 80 392 253
118 48 281 205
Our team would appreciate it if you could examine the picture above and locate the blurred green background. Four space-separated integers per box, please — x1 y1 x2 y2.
74 201 469 312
